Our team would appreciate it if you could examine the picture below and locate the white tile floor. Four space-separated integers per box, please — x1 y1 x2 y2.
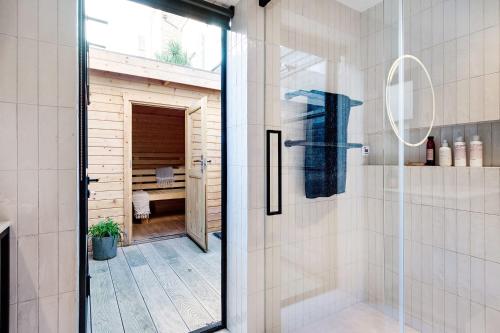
294 303 418 333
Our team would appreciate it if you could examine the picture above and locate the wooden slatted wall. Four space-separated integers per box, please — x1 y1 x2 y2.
88 69 222 233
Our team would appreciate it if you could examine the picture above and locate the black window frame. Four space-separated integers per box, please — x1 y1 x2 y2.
78 1 231 332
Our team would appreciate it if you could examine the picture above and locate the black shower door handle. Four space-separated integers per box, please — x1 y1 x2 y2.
266 130 282 215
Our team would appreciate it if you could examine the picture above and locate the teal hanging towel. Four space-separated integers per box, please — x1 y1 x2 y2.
285 90 363 198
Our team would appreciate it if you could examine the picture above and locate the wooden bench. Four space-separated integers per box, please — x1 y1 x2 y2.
132 153 186 222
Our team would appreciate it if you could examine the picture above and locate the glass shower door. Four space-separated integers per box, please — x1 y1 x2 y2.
263 0 500 332
262 0 404 332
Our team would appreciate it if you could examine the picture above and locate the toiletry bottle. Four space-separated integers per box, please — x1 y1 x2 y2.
454 136 466 167
439 140 452 166
426 136 435 166
469 135 483 167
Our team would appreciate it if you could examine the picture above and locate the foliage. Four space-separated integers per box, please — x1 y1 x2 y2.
155 40 191 66
88 218 121 239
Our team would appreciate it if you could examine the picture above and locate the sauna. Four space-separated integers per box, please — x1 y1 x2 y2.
87 48 222 244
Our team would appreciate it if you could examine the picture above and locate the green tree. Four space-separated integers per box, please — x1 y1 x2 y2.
156 40 190 66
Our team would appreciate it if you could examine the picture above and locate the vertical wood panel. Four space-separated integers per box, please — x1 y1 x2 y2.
88 70 222 241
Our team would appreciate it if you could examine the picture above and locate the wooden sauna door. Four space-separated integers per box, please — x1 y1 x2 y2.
185 97 208 252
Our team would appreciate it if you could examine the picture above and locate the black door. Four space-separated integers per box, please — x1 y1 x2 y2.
78 0 90 331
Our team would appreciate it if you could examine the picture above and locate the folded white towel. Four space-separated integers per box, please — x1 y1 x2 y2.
132 190 150 219
156 166 175 187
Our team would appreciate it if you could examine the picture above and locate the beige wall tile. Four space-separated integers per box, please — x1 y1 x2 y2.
470 76 485 122
38 42 58 106
471 212 485 259
471 258 486 305
39 233 58 297
5 0 79 330
58 230 76 293
58 170 76 231
457 210 471 255
456 36 470 81
470 30 485 77
38 295 58 333
58 292 76 332
457 296 471 332
444 208 457 251
0 0 17 36
17 299 38 333
17 104 38 170
57 46 76 108
17 38 38 105
486 306 500 333
484 26 499 75
471 301 486 332
457 254 471 298
17 236 38 302
38 0 57 43
456 0 470 37
57 0 76 46
38 106 58 170
485 260 500 310
17 170 38 237
57 108 76 170
456 167 470 210
444 167 457 209
470 168 485 212
484 73 500 121
18 0 37 39
0 103 18 170
485 168 500 215
485 214 500 263
10 303 17 333
0 35 18 103
484 0 500 27
456 79 470 123
38 171 57 234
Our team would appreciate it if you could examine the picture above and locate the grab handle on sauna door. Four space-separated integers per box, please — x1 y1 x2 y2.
385 54 435 147
267 130 282 215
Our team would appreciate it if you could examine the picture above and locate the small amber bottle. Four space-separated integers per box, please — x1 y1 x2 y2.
426 136 435 166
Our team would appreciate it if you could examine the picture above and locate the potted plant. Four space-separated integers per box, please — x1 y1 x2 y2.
89 218 121 260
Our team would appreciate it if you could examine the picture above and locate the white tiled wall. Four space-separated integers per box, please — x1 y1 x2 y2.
363 0 500 165
0 0 78 331
227 0 263 332
366 165 500 332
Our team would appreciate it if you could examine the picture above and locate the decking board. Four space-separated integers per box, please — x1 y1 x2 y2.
139 243 216 330
169 237 221 294
122 246 190 333
107 249 157 333
89 259 124 333
90 235 222 333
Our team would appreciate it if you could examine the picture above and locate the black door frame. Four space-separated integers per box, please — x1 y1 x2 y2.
77 0 89 331
77 1 232 332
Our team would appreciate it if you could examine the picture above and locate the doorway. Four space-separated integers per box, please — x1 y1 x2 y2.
79 0 230 332
130 104 187 242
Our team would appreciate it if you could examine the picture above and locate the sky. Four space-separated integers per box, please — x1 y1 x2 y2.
85 0 222 71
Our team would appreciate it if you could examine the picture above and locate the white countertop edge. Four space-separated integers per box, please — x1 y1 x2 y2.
0 221 11 234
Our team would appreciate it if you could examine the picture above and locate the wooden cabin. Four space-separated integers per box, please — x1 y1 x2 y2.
87 48 222 244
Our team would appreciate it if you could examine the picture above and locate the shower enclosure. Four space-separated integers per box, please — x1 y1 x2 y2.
262 0 500 332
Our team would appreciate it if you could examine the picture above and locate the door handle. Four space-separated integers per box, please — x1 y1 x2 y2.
87 177 99 199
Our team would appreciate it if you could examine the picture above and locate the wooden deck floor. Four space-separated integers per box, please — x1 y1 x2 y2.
89 234 222 333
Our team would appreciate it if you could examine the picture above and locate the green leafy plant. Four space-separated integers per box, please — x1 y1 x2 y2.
88 218 121 239
155 40 191 66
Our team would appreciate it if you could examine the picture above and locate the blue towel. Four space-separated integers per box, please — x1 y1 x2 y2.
301 91 362 198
